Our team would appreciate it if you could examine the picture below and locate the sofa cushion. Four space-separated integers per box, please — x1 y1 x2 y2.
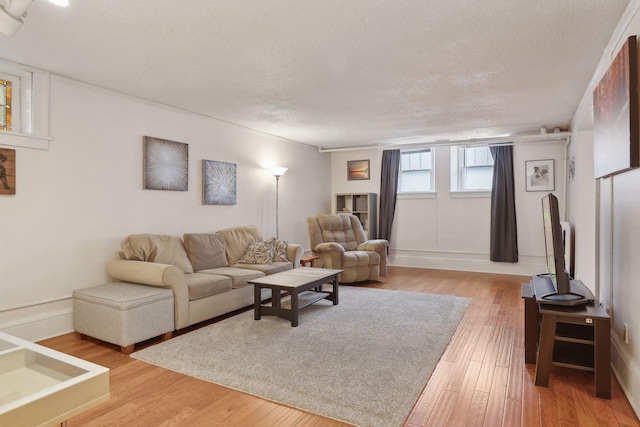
199 267 265 288
216 225 262 265
121 234 194 273
183 233 228 271
233 261 292 275
184 273 232 301
237 241 274 264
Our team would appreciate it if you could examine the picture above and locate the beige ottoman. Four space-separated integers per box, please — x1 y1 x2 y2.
73 282 174 355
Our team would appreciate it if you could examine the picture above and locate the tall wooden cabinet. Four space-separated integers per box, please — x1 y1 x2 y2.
335 193 377 239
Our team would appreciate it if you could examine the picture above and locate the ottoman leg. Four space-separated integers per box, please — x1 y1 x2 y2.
161 331 173 341
121 344 135 355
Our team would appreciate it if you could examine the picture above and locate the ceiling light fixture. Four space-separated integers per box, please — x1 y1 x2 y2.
0 0 68 37
0 0 33 37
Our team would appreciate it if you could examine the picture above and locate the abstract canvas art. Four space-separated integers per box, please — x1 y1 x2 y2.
143 137 189 191
203 160 236 205
0 148 15 195
593 35 639 178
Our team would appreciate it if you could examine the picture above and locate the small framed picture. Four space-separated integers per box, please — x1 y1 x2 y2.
525 159 555 192
347 159 370 180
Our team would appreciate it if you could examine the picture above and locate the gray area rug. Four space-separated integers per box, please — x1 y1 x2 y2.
132 286 470 427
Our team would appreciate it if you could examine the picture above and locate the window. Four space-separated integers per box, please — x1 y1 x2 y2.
0 59 49 149
0 67 30 134
450 146 494 191
399 149 433 193
0 79 11 131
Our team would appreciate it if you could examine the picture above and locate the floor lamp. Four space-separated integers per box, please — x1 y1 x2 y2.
271 167 288 238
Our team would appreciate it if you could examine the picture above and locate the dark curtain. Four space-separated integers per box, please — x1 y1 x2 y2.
490 145 518 262
379 149 400 242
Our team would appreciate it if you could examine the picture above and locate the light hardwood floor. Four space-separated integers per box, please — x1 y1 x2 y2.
40 267 640 426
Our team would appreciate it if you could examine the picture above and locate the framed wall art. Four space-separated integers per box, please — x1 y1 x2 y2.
0 148 16 195
525 159 555 192
203 160 236 205
347 159 370 180
143 136 189 191
593 35 639 178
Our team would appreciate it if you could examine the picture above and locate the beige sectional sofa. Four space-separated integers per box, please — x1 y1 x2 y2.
106 225 303 330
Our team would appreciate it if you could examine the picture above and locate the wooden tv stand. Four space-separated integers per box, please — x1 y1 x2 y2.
522 275 611 399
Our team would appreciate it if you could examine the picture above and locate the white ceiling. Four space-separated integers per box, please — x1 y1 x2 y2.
0 0 630 150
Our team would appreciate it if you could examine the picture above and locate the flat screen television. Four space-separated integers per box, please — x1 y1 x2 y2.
539 193 588 305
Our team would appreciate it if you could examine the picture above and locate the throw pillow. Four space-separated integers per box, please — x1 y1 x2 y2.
183 233 228 272
266 237 289 262
237 241 275 264
121 234 194 273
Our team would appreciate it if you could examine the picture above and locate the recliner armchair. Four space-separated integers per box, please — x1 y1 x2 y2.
307 213 388 283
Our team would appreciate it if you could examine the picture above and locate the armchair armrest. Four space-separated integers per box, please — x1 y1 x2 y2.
314 242 346 253
286 243 304 268
358 239 389 276
357 239 388 252
106 259 189 330
312 242 346 270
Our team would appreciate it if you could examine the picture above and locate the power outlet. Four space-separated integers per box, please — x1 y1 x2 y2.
624 323 630 344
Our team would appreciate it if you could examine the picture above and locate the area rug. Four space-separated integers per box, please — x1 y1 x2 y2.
131 286 469 427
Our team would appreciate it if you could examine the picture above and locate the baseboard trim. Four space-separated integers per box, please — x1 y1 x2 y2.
388 250 543 276
611 333 640 419
0 298 74 342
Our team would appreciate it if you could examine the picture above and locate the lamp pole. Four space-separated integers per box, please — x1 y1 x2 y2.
275 175 281 238
271 167 288 238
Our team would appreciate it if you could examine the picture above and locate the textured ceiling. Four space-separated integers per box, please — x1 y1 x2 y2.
0 0 630 149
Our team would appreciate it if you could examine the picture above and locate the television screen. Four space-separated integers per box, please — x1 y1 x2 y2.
541 193 571 297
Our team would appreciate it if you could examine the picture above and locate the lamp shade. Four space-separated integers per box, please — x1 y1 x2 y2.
271 167 288 177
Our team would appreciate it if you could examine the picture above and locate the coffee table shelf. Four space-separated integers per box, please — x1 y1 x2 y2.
265 290 331 310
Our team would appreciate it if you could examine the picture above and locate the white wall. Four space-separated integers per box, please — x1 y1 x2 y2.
569 0 640 416
331 142 567 276
0 75 331 341
567 131 598 294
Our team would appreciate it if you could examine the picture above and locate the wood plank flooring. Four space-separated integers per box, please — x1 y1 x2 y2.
39 267 640 426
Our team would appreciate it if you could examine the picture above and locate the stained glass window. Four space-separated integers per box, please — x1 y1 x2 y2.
0 80 11 131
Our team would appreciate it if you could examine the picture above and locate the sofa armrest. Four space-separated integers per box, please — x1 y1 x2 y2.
358 239 389 276
286 243 304 268
106 259 189 330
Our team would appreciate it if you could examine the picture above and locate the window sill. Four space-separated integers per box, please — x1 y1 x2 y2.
0 130 52 150
398 192 436 199
449 191 491 199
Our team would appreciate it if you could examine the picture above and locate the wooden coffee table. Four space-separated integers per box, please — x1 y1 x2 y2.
250 267 342 327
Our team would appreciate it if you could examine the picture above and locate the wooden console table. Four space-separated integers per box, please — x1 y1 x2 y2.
522 278 611 399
